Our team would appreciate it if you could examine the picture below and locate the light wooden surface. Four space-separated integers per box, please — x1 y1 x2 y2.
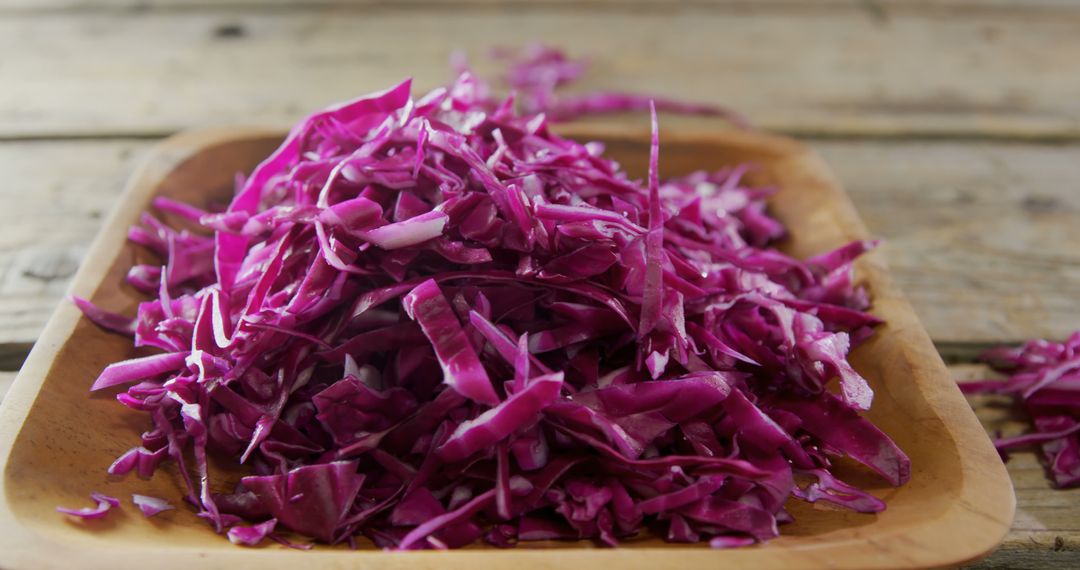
1 1 1076 567
2 3 1080 139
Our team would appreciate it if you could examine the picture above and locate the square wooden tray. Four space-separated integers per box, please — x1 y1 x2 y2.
0 126 1014 569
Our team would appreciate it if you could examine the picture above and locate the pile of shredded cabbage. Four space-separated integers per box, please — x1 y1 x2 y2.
69 49 909 549
962 334 1080 488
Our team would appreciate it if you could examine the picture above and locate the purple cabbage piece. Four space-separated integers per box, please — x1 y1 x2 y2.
241 461 365 543
961 331 1080 488
437 372 564 462
108 446 168 479
398 490 496 550
72 296 136 335
492 44 752 128
70 45 903 549
403 278 499 406
90 351 188 391
359 211 449 250
792 469 886 513
57 492 120 521
773 394 910 487
228 518 278 546
132 493 174 517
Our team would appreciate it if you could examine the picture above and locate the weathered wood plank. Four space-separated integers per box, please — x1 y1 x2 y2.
952 364 1080 569
2 6 1080 139
0 138 1076 366
4 0 1080 11
0 140 143 365
819 140 1080 345
0 372 15 401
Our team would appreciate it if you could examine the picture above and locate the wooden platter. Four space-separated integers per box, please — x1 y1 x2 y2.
0 126 1014 569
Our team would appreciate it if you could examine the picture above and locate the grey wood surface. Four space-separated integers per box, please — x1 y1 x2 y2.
1 3 1080 139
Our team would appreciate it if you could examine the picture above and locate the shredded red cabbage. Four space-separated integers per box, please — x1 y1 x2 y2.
57 492 120 521
132 493 174 517
961 332 1080 488
489 44 752 128
73 48 908 549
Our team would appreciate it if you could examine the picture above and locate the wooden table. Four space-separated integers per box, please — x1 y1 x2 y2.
2 1 1077 567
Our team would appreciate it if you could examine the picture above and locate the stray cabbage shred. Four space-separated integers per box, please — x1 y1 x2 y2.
961 333 1080 488
73 46 909 550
